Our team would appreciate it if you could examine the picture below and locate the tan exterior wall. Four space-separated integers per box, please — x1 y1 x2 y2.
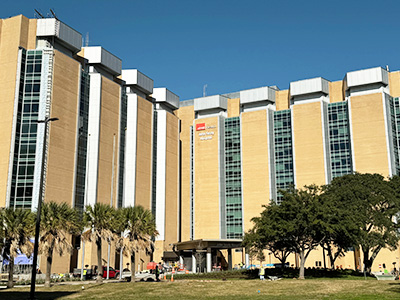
194 117 221 239
153 240 165 264
276 90 289 111
27 19 37 49
241 110 270 232
228 98 240 117
96 77 120 206
329 80 344 103
45 51 80 206
389 71 400 98
164 112 179 246
350 93 389 175
176 106 194 242
135 96 153 209
0 15 36 207
369 247 400 273
292 101 327 187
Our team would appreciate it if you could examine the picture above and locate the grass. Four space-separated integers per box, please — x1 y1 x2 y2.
0 279 399 299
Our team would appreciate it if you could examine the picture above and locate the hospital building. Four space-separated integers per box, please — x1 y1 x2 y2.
1 14 400 274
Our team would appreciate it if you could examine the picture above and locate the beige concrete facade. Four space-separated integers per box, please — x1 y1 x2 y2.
194 117 221 239
329 81 344 103
0 15 36 207
292 101 327 187
96 77 121 207
241 110 270 232
135 96 153 210
164 112 179 245
350 93 390 176
227 98 240 117
45 50 80 206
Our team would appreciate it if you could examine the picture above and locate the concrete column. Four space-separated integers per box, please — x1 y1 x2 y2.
179 252 184 269
228 249 232 270
192 251 197 273
206 248 212 273
245 253 249 268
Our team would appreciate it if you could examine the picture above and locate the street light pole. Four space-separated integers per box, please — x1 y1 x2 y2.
30 117 58 300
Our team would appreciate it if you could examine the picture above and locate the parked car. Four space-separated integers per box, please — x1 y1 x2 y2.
102 266 120 279
121 269 156 282
121 268 131 282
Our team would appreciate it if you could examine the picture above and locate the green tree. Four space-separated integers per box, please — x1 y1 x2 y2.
273 185 323 279
118 206 157 282
323 173 400 274
317 188 359 269
39 202 81 287
0 208 35 288
83 203 117 283
243 202 293 270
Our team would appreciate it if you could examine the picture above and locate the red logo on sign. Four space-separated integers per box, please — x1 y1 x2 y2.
196 123 206 131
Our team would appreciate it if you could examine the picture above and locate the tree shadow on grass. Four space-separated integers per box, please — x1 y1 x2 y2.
0 291 77 300
386 282 400 294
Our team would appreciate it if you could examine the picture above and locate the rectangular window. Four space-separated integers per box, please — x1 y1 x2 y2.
73 69 90 214
273 110 294 203
10 50 43 210
327 102 353 178
224 117 243 239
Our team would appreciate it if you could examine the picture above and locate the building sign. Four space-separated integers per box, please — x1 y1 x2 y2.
196 123 216 141
196 123 206 131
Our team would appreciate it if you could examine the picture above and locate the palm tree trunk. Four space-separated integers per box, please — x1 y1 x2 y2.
130 252 135 283
96 236 103 283
7 254 14 288
45 242 54 287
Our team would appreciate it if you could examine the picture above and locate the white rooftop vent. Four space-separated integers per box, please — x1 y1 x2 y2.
36 18 82 52
82 46 122 76
290 77 330 97
345 67 388 89
194 95 228 112
121 69 154 95
240 86 276 105
153 87 179 109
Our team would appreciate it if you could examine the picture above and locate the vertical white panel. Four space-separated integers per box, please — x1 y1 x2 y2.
290 108 297 187
123 93 138 207
347 98 356 172
155 110 167 241
382 93 395 177
320 100 331 184
86 73 102 207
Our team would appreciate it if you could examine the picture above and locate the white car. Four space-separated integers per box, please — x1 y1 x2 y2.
121 269 156 282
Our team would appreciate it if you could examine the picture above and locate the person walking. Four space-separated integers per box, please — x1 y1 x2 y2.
155 265 160 282
259 266 265 280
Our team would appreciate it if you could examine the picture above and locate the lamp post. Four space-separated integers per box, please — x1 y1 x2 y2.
30 117 59 300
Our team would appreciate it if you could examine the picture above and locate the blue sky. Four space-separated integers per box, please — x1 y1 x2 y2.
1 0 400 100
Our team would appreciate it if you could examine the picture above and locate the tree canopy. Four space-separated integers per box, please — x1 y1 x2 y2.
244 173 400 277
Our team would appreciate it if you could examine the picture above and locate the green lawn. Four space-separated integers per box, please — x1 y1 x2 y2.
0 279 399 299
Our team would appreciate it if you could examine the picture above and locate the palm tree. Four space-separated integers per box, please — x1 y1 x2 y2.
83 203 117 283
39 202 81 287
119 206 158 282
0 208 35 288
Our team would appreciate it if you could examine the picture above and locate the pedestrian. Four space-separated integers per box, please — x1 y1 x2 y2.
259 266 265 280
155 264 160 281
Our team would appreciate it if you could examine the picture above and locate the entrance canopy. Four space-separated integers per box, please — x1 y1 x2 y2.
174 239 243 251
